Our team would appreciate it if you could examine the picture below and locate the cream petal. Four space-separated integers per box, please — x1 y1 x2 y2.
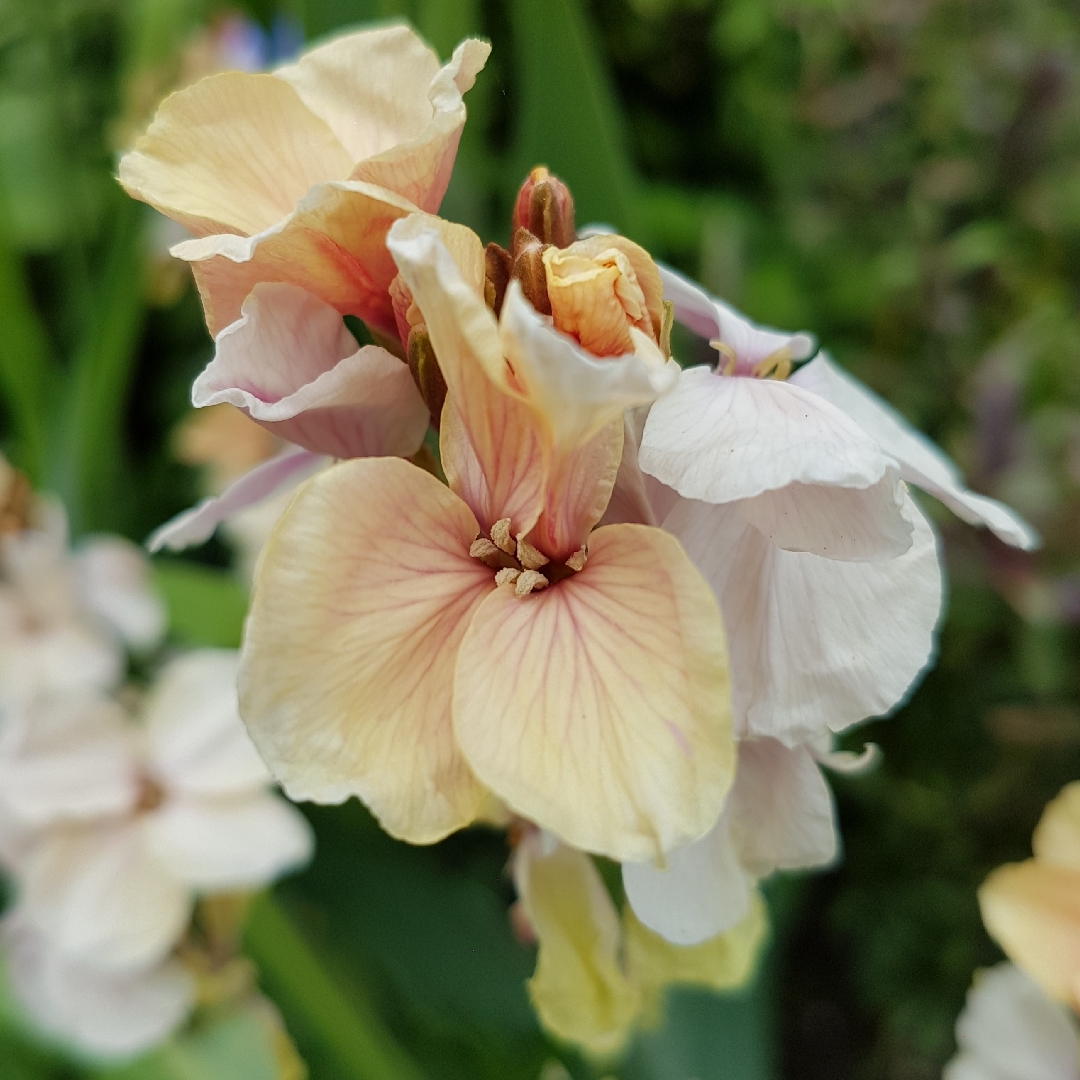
192 283 428 459
946 963 1080 1080
3 914 194 1059
173 180 417 337
513 833 640 1057
622 816 751 946
19 822 191 972
0 695 138 826
791 353 1039 550
147 447 325 553
664 494 942 743
1034 783 1080 872
118 72 353 238
454 522 734 862
726 739 838 877
74 536 166 651
143 649 271 797
239 457 491 843
141 792 312 892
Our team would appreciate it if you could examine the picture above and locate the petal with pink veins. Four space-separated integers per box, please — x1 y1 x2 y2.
239 457 492 843
453 522 734 862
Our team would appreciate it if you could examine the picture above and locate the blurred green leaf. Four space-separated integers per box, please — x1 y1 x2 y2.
153 560 249 649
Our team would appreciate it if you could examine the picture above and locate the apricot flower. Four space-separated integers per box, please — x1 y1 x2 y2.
239 216 734 862
119 24 489 338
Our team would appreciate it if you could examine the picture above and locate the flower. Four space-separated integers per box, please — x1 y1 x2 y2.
944 962 1080 1080
511 827 766 1056
238 215 735 863
980 781 1080 1010
119 24 490 340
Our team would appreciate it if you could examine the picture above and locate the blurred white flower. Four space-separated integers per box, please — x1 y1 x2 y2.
945 962 1080 1080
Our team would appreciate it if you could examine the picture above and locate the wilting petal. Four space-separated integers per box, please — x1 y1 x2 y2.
622 815 751 946
74 537 165 651
147 446 324 553
388 218 546 535
656 263 815 366
3 914 195 1059
240 457 491 843
1034 783 1080 872
192 283 427 458
664 494 942 743
173 180 416 337
142 792 312 891
454 523 734 862
980 860 1080 1010
726 739 838 877
118 72 352 238
143 649 271 797
0 695 138 826
792 353 1039 550
945 963 1080 1080
513 834 640 1057
20 822 191 972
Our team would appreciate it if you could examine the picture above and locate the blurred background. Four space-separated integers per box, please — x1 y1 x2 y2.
1 0 1079 1077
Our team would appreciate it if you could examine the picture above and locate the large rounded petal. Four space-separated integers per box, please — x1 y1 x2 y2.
792 353 1039 550
192 283 427 459
118 72 352 238
19 822 191 973
454 522 734 862
664 494 942 743
239 457 492 843
1033 783 1080 871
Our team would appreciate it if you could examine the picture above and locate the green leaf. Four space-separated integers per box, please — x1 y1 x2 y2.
153 560 249 649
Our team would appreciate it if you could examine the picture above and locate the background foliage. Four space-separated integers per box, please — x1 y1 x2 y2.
0 0 1078 1077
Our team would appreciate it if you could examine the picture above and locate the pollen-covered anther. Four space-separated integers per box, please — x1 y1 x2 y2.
514 570 549 598
470 536 503 562
564 546 587 572
516 538 549 571
751 347 793 381
490 517 516 555
495 567 521 587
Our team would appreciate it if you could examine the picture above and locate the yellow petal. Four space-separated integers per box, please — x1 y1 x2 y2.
514 835 640 1057
239 457 492 844
174 180 417 338
623 890 767 1013
118 73 352 238
1033 782 1080 872
980 859 1080 1009
454 523 734 862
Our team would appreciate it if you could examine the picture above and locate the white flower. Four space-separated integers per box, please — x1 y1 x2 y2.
0 649 312 974
945 963 1080 1080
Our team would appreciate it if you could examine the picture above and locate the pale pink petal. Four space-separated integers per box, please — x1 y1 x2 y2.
147 446 324 553
3 914 195 1059
0 624 123 701
454 523 734 862
191 283 428 458
0 695 138 826
143 649 271 797
74 536 166 650
19 821 191 972
792 353 1039 550
664 494 942 743
239 457 492 843
141 792 312 891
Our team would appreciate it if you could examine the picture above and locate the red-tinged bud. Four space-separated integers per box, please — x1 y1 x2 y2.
485 242 512 316
407 325 448 427
512 166 575 252
512 230 551 315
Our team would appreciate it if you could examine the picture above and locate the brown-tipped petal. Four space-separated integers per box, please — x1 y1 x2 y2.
484 242 512 316
512 237 551 316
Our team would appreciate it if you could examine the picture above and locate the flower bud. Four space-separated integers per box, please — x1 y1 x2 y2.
512 231 551 316
512 167 575 252
485 242 512 316
407 325 448 427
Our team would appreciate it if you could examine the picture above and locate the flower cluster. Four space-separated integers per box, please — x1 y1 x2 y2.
122 22 1035 1054
0 467 312 1058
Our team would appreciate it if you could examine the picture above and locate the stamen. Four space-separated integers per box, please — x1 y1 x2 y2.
516 538 549 571
495 567 521 587
751 348 792 381
470 537 502 562
514 570 549 598
709 340 738 376
564 546 588 572
490 517 516 555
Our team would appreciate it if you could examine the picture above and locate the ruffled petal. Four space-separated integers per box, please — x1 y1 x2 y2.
19 821 191 972
1033 783 1080 872
664 494 942 743
143 649 271 797
191 283 428 458
173 180 417 337
239 457 491 843
147 447 325 553
513 833 640 1057
622 815 751 946
0 695 138 826
791 353 1039 550
3 914 195 1059
454 522 734 862
141 792 312 891
118 72 352 237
